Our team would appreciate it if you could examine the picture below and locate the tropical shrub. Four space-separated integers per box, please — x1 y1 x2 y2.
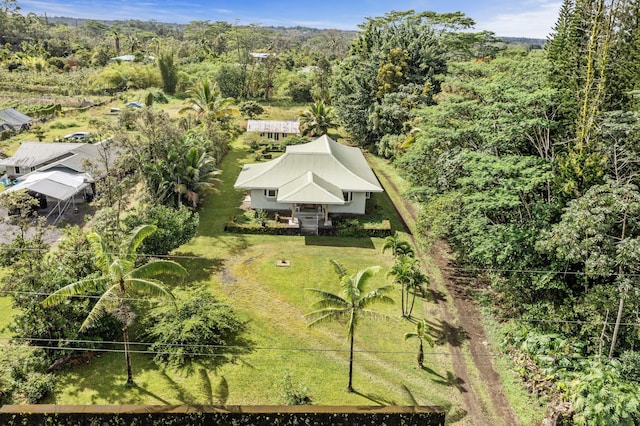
144 286 250 368
123 205 199 256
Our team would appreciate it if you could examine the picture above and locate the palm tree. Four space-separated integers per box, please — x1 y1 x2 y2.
179 79 238 123
388 255 428 318
404 319 434 368
173 146 218 208
388 255 416 317
382 232 415 258
306 260 394 392
299 100 337 136
43 225 187 385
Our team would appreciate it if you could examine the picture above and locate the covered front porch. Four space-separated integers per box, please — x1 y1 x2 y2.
289 203 332 235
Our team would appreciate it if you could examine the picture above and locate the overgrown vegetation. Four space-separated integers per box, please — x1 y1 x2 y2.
2 0 638 422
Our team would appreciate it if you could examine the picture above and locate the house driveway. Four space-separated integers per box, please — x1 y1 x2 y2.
0 197 94 246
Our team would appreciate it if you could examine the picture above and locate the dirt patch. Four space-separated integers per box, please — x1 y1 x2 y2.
374 166 521 426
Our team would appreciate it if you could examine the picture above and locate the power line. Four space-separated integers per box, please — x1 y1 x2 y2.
0 337 621 363
2 288 640 328
3 245 640 278
0 340 588 361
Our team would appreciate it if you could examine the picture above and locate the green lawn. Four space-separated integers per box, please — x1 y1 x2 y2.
46 136 470 421
0 267 16 339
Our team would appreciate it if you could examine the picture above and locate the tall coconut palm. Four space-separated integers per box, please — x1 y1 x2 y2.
299 100 337 136
179 79 238 123
404 319 434 368
306 260 394 392
43 225 187 385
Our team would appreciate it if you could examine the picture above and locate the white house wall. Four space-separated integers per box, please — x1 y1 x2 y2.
327 192 367 215
249 190 367 215
249 189 290 210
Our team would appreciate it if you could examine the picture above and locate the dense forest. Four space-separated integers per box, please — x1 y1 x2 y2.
2 0 640 423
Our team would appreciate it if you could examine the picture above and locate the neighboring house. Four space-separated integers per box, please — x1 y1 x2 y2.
0 142 85 178
250 52 270 60
0 108 33 131
1 140 117 223
246 119 300 141
234 135 383 223
37 139 116 179
109 54 155 62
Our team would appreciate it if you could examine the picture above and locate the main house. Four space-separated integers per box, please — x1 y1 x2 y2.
234 135 383 225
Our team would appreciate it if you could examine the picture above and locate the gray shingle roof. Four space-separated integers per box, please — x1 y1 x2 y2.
0 108 33 130
0 142 84 168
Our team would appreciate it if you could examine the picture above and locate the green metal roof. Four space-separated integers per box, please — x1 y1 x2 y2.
277 171 345 204
234 135 383 193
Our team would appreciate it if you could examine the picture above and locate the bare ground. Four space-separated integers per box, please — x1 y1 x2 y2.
374 166 521 426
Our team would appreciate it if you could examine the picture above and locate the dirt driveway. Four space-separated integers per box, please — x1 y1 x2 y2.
374 165 521 426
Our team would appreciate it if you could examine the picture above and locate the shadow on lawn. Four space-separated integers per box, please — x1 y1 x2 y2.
304 236 375 249
352 389 397 406
421 366 468 393
172 252 225 285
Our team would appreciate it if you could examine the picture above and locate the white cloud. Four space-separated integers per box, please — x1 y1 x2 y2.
476 2 562 38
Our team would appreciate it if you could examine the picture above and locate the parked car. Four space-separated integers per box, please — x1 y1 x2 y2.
63 131 91 140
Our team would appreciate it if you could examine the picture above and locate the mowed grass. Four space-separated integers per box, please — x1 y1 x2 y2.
47 135 469 419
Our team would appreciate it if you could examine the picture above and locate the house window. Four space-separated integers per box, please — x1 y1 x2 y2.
343 192 352 202
14 166 20 174
365 192 371 199
264 189 277 198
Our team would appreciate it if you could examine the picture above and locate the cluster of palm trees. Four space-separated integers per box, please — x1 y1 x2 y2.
383 232 429 318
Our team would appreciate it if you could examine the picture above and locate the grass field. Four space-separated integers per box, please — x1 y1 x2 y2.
47 134 469 421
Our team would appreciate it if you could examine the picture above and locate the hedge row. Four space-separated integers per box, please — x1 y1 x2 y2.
0 408 445 425
224 219 392 238
224 222 295 235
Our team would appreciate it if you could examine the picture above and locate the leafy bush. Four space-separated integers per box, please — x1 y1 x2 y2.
144 286 250 368
49 120 80 129
123 205 199 256
279 371 313 405
280 135 310 146
89 62 161 91
335 218 368 237
0 345 55 404
19 372 55 403
286 76 313 102
239 101 264 119
152 89 169 104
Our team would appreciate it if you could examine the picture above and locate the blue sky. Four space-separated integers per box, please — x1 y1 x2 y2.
17 0 561 39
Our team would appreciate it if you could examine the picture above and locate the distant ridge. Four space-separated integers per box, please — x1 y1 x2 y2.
499 36 547 46
45 16 541 43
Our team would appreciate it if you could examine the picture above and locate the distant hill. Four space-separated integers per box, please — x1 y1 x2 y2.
499 36 547 48
45 16 541 45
